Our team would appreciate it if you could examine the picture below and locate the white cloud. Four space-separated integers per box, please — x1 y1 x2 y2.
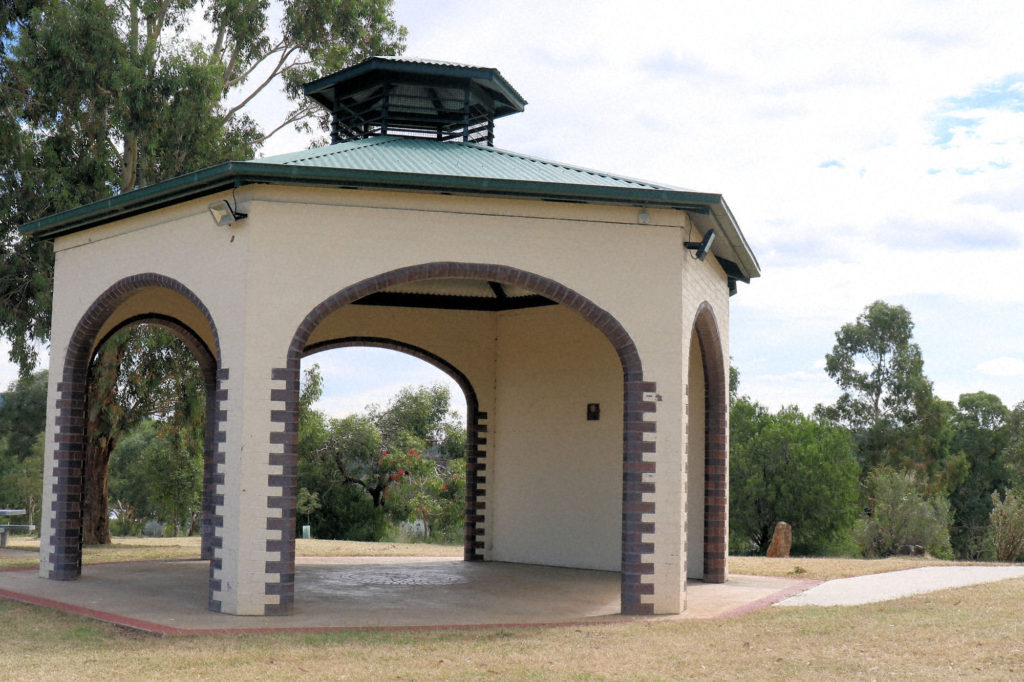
977 357 1024 378
0 341 23 392
14 0 1024 418
0 339 48 393
739 370 840 413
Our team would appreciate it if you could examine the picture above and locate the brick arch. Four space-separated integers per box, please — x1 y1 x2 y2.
270 262 658 615
691 302 728 583
304 337 483 559
45 274 226 588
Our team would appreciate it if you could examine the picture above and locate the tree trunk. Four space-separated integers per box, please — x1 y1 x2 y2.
82 433 115 544
82 338 127 545
370 486 385 508
121 131 139 191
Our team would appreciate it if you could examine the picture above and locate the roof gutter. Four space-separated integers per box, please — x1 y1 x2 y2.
21 161 760 279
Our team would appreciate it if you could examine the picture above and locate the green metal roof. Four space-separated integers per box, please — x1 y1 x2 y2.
258 136 672 189
20 137 760 280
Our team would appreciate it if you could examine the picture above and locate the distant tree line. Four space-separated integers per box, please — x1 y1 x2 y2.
5 299 1024 559
731 300 1024 561
0 354 465 544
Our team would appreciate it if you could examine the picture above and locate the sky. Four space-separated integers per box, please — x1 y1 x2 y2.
8 0 1024 420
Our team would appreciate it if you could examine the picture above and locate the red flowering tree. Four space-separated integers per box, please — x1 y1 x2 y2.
300 372 467 538
315 414 401 508
389 450 466 539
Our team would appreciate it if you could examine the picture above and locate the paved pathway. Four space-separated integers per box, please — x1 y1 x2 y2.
776 565 1024 607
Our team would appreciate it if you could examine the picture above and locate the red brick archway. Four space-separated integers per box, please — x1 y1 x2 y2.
271 262 659 615
45 275 224 602
692 302 728 582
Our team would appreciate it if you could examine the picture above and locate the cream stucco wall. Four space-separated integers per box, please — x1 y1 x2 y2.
307 304 497 411
489 305 623 571
42 180 733 615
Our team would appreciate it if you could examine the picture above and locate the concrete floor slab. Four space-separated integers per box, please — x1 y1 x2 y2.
0 555 813 635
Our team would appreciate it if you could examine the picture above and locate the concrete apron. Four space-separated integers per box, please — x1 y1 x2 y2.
0 555 813 635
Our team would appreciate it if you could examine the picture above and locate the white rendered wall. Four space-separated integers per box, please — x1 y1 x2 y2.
488 305 623 571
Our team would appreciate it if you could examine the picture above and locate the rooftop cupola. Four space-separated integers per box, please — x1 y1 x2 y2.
303 57 527 146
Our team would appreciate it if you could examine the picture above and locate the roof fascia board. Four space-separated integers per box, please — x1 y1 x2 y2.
20 163 245 241
708 199 761 278
21 162 759 280
23 162 715 235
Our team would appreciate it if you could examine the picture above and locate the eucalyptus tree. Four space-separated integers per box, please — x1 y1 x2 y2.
0 0 405 543
0 370 47 525
948 391 1010 558
1 0 405 365
816 301 962 493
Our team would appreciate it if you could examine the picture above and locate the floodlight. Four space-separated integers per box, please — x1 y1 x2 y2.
684 229 716 261
209 199 247 227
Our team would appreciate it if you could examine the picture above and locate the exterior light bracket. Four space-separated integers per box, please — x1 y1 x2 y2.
684 229 716 261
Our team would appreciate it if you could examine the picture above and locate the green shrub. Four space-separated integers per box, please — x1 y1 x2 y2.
859 468 952 558
988 489 1024 562
729 400 860 556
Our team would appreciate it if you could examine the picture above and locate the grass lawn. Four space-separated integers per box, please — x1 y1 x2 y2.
2 538 1022 679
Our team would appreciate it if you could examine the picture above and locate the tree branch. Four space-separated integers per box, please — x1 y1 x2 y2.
223 37 290 90
222 44 299 120
255 106 310 144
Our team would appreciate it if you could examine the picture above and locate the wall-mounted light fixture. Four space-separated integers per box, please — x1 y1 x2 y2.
208 199 247 227
684 228 716 261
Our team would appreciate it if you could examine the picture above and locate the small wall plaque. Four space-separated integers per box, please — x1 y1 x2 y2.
587 403 600 421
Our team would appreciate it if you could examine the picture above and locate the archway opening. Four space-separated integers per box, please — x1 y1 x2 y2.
96 321 213 547
296 345 470 544
275 263 657 615
690 304 729 583
44 276 222 581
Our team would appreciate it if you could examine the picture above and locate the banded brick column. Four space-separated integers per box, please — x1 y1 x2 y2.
621 378 659 614
693 303 728 583
208 358 292 616
465 410 488 560
265 363 300 615
206 368 230 610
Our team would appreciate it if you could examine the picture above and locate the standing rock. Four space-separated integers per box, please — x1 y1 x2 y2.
766 521 793 558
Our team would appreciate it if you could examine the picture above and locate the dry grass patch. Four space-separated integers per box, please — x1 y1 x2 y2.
1 536 461 572
1 536 203 569
729 555 987 581
295 538 461 558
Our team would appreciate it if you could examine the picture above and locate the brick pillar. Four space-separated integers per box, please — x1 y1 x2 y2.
209 359 294 616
